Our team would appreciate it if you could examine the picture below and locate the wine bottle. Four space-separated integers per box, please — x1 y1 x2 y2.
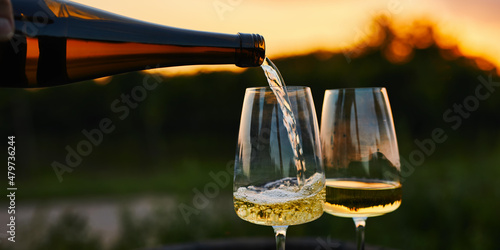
0 0 265 88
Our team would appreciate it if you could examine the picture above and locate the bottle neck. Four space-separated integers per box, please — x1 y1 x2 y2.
237 33 265 67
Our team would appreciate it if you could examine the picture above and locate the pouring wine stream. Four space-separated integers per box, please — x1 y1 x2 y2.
261 58 306 188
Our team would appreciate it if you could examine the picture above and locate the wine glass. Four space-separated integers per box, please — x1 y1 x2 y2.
319 87 402 250
233 86 325 250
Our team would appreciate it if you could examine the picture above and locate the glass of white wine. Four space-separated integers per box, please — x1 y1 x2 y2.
233 86 325 250
320 87 402 250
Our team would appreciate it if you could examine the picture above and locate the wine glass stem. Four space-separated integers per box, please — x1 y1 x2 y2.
273 226 288 250
353 217 367 250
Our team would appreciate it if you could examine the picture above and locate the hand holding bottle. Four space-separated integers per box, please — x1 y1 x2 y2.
0 0 14 41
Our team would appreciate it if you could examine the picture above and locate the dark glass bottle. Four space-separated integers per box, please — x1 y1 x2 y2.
0 0 265 87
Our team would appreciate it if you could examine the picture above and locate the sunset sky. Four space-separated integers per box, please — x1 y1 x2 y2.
73 0 500 74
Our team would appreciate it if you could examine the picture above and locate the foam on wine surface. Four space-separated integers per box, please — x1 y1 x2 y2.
233 173 325 226
234 173 324 204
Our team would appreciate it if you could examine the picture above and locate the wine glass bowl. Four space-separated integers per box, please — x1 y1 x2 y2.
320 87 401 249
233 86 325 249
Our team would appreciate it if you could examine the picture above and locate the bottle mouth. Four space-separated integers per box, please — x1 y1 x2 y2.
236 33 266 67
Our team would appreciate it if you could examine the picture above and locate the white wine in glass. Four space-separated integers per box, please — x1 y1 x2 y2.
324 179 402 218
320 87 402 250
233 86 325 250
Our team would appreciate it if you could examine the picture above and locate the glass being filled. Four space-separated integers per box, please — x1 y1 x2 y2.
233 83 325 250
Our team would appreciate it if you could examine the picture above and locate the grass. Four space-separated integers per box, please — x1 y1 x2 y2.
17 158 233 200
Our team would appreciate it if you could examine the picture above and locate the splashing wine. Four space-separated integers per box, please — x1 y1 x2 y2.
261 58 306 187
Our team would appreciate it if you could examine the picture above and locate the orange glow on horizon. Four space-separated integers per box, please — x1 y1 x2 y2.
71 0 500 77
93 76 113 85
